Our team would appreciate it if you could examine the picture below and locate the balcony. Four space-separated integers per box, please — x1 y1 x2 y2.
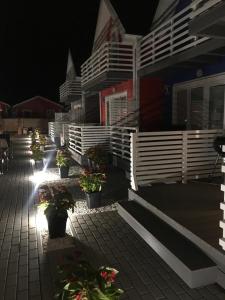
59 78 81 103
138 0 225 77
190 0 225 39
81 42 134 92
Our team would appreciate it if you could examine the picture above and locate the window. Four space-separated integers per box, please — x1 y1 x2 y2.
190 87 203 129
209 85 224 129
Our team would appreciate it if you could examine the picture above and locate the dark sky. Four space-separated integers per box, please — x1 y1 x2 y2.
0 0 158 105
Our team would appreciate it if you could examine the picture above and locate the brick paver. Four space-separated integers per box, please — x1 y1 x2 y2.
0 137 224 299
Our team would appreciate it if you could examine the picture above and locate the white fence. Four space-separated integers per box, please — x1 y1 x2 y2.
131 129 224 190
48 122 70 142
81 42 134 87
138 0 222 70
68 125 137 165
68 125 110 155
111 126 138 162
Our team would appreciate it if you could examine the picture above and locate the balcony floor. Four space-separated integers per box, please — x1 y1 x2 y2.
0 137 224 299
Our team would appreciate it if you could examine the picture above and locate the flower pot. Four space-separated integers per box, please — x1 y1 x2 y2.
54 137 61 148
86 192 101 209
35 159 43 170
46 210 68 239
59 166 69 178
40 145 45 152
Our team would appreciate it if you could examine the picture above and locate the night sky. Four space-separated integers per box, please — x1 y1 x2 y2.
0 1 158 105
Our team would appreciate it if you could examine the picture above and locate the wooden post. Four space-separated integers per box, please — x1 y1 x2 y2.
182 131 188 184
130 132 138 191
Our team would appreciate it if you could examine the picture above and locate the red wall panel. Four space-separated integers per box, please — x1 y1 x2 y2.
100 80 133 125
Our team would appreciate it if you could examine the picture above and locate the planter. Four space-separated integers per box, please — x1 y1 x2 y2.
40 145 45 152
59 166 69 178
54 137 61 148
35 159 43 170
46 210 68 238
86 191 101 209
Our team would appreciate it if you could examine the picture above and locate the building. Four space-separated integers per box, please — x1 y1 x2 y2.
0 101 10 117
81 0 160 127
59 50 82 123
12 96 63 118
70 0 225 289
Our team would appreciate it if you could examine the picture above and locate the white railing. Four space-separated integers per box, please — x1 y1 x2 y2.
110 126 138 162
138 0 222 70
68 125 137 164
60 79 81 102
81 42 134 87
48 122 70 143
68 125 111 155
131 129 224 190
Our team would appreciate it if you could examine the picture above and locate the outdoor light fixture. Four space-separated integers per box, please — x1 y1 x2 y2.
29 170 59 185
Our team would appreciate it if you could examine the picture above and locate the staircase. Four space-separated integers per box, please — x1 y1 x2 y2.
118 201 217 288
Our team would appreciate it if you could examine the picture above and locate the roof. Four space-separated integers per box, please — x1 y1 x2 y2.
109 0 159 35
13 96 63 108
0 101 10 107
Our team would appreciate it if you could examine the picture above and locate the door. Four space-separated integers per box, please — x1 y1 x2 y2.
190 87 203 129
209 85 225 129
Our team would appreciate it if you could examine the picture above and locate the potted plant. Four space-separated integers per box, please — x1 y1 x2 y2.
38 184 75 238
79 169 106 209
30 143 44 170
39 134 46 151
85 145 110 172
56 149 71 178
55 256 123 300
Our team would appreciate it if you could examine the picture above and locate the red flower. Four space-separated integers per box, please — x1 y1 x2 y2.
74 291 82 300
100 271 108 280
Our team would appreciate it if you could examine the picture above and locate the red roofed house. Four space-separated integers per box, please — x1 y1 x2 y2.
0 101 10 117
12 96 63 119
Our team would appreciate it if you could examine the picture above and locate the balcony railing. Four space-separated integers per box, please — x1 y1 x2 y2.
59 79 81 103
81 42 134 88
138 0 222 70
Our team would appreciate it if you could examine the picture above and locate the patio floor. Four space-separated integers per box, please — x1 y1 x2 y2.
136 183 223 251
0 136 224 300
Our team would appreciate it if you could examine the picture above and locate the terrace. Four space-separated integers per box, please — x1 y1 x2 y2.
0 134 224 299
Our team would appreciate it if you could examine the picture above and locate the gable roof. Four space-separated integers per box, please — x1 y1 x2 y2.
93 0 158 49
13 96 63 108
66 49 77 79
0 101 10 107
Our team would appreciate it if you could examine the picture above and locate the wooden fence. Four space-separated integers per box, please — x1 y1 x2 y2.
110 126 138 162
131 129 224 190
68 125 110 155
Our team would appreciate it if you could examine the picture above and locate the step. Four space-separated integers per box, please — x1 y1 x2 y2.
118 201 217 288
220 202 225 211
219 238 225 251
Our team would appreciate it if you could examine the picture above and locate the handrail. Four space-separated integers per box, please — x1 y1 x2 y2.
81 42 134 87
138 0 222 70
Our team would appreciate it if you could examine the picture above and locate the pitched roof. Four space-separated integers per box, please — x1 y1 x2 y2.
0 101 10 107
109 0 159 35
13 96 63 108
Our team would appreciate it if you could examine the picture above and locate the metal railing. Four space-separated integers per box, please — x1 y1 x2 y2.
138 0 222 70
81 42 134 87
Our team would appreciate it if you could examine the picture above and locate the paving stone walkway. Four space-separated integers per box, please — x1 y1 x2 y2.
0 137 225 300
